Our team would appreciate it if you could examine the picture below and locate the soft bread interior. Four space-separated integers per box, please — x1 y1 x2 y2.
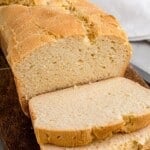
29 77 150 147
14 36 130 102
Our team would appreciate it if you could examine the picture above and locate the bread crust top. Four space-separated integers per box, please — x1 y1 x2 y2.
0 0 129 66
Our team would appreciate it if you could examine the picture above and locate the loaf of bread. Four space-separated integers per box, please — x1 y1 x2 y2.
29 77 150 147
0 1 131 115
40 125 150 150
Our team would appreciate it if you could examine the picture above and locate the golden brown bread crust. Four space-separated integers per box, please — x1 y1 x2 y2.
0 0 51 6
0 2 129 65
142 140 150 150
30 112 150 147
14 77 29 116
0 4 85 65
40 127 150 150
0 0 59 6
0 0 101 6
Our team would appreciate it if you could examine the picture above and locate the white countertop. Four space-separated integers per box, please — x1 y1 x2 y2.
131 42 150 75
131 42 150 83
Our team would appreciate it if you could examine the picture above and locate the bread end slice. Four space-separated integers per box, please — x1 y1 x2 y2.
40 126 150 150
29 77 150 147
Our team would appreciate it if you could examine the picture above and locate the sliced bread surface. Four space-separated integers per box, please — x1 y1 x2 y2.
40 125 150 150
29 77 150 147
0 1 131 115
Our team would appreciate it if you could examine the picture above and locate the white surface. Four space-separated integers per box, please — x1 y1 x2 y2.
131 42 150 75
91 0 150 41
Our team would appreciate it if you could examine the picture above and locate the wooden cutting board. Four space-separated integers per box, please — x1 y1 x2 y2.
0 49 149 150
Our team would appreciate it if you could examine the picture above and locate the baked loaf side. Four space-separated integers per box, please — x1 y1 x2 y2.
0 1 132 115
29 77 150 147
40 125 150 150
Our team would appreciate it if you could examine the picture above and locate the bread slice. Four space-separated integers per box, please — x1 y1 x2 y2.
40 125 150 150
29 77 150 147
0 1 131 115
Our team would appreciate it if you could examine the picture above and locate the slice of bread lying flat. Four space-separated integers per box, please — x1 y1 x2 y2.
40 125 150 150
0 1 131 115
29 77 150 147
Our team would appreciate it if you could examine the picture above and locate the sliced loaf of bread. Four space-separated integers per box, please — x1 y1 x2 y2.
0 1 131 115
29 77 150 147
40 126 150 150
